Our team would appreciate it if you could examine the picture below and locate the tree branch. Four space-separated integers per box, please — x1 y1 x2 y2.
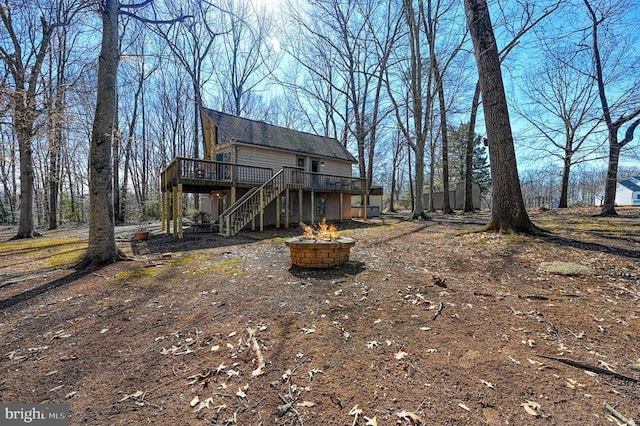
118 10 192 24
119 0 155 9
620 116 640 146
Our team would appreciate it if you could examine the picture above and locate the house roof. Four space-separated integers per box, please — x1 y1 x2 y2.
202 108 357 163
619 177 640 192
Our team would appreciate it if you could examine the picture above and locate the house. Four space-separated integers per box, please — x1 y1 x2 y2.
423 181 482 210
160 108 370 237
616 176 640 206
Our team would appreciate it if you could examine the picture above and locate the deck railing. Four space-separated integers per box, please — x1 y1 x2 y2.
161 158 366 194
161 157 274 190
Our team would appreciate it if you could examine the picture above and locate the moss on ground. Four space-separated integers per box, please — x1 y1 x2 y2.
539 261 595 276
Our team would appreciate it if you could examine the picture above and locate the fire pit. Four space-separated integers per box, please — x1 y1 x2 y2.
285 220 356 268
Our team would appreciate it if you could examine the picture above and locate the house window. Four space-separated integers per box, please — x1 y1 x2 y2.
297 157 306 169
316 196 326 218
636 193 640 200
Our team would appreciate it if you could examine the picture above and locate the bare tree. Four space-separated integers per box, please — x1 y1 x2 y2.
80 0 189 267
286 0 402 199
217 0 277 118
464 0 538 233
462 0 562 211
0 0 86 238
583 0 640 216
518 47 603 208
386 0 431 219
422 0 468 214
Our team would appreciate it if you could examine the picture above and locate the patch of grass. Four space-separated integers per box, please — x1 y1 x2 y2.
116 266 161 285
267 237 289 244
45 248 86 268
165 256 195 267
0 237 85 256
196 259 244 277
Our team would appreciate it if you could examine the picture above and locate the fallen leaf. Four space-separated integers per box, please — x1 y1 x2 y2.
395 348 408 360
459 403 470 411
190 396 200 407
211 345 220 352
193 397 214 412
252 365 265 377
521 400 540 416
366 341 380 349
397 410 423 422
349 405 363 415
308 368 324 380
228 331 237 337
296 401 316 407
349 405 363 426
480 379 494 389
364 416 378 426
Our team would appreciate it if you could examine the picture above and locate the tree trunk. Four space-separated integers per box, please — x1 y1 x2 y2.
15 126 36 238
558 153 572 209
464 0 537 233
80 0 122 267
464 83 481 212
600 135 620 215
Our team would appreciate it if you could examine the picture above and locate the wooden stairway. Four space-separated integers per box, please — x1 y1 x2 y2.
218 169 286 237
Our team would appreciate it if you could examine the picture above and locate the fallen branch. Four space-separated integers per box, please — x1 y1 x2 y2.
536 354 639 383
603 402 637 426
432 302 443 320
519 294 549 300
248 327 265 377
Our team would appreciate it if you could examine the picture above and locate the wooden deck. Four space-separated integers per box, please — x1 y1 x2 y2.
161 157 367 194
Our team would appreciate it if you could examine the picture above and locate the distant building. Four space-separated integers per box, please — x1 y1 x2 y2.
616 176 640 206
423 181 481 210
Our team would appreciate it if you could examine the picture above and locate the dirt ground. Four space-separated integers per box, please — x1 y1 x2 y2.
0 207 638 425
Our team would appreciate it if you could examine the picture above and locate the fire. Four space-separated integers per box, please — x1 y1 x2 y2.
301 218 338 240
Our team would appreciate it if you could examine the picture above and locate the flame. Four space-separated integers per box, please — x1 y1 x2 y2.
301 218 338 240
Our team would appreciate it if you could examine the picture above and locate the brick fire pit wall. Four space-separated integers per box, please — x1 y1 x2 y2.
285 237 356 268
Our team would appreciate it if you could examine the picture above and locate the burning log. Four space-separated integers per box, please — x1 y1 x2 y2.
299 218 338 240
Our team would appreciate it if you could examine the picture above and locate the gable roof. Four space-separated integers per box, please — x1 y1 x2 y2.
202 108 357 163
618 177 640 192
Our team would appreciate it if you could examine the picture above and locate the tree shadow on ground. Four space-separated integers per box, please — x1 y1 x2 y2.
0 268 95 311
540 234 640 260
135 219 390 257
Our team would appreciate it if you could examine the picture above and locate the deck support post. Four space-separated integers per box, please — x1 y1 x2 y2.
172 186 178 237
310 191 315 224
284 188 290 229
276 192 281 229
339 192 344 222
298 189 303 224
259 188 264 232
161 191 166 231
363 192 368 221
177 183 183 238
